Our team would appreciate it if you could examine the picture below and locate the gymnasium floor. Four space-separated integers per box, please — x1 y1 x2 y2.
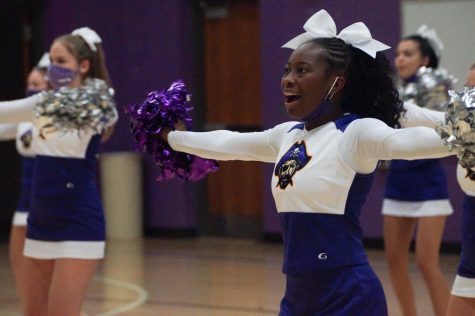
0 236 460 316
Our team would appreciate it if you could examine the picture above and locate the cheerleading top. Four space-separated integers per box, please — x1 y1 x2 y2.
15 123 36 225
0 83 117 259
0 122 37 158
168 110 450 274
0 122 36 226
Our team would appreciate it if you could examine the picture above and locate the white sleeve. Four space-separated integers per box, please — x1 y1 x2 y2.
399 101 445 128
168 125 286 163
0 124 18 140
0 93 43 124
340 118 453 173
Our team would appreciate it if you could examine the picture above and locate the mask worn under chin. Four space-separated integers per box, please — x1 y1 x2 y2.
303 77 340 123
25 89 42 97
46 64 78 90
302 98 333 122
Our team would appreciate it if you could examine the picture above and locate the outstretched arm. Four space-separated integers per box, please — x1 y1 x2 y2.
400 101 445 128
340 118 452 173
0 124 18 140
167 124 288 163
0 94 43 124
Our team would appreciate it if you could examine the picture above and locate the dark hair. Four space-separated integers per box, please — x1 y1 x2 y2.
33 66 47 75
402 35 439 68
55 34 112 86
471 63 475 70
307 38 404 128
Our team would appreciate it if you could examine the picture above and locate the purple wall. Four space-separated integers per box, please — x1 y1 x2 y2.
43 0 199 230
43 1 195 152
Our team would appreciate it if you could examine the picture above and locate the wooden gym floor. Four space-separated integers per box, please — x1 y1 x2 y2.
0 237 460 316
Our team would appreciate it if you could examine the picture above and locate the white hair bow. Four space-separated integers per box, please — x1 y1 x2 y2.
417 25 443 59
282 9 390 58
71 27 102 52
36 52 50 68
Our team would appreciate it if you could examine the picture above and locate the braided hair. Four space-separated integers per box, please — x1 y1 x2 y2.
306 37 404 128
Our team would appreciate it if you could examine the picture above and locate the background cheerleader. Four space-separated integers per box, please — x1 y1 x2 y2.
2 53 50 314
382 25 454 316
443 65 475 316
0 27 117 316
446 164 475 315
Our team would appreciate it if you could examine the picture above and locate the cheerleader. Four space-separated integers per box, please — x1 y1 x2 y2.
0 53 50 312
444 66 475 316
0 27 116 316
444 165 475 315
382 25 453 316
155 10 454 315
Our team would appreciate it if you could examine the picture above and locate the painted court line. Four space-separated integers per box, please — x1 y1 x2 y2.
94 276 149 316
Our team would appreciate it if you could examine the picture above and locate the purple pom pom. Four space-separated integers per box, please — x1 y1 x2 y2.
126 80 218 181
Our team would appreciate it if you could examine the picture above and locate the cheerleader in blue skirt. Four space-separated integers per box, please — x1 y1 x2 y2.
445 65 475 316
0 27 117 316
0 54 50 312
156 10 454 315
382 26 454 316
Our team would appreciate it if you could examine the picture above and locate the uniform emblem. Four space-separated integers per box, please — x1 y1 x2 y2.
274 141 311 189
20 129 33 148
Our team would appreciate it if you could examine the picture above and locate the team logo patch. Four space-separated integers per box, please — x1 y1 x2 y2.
20 129 33 148
274 141 311 189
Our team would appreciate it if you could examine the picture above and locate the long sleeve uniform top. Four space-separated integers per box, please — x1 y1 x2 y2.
168 109 450 274
0 93 117 195
0 121 36 213
0 122 35 157
0 91 117 242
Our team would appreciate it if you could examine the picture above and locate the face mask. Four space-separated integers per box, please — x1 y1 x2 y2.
303 77 341 123
25 89 42 97
46 64 78 90
404 74 418 84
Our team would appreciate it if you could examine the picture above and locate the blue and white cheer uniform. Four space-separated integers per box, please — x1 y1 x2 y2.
383 101 453 217
0 89 117 259
0 122 36 226
167 107 450 315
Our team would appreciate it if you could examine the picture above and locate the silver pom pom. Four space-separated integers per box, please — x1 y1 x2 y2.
34 78 116 137
436 87 475 168
399 66 458 111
